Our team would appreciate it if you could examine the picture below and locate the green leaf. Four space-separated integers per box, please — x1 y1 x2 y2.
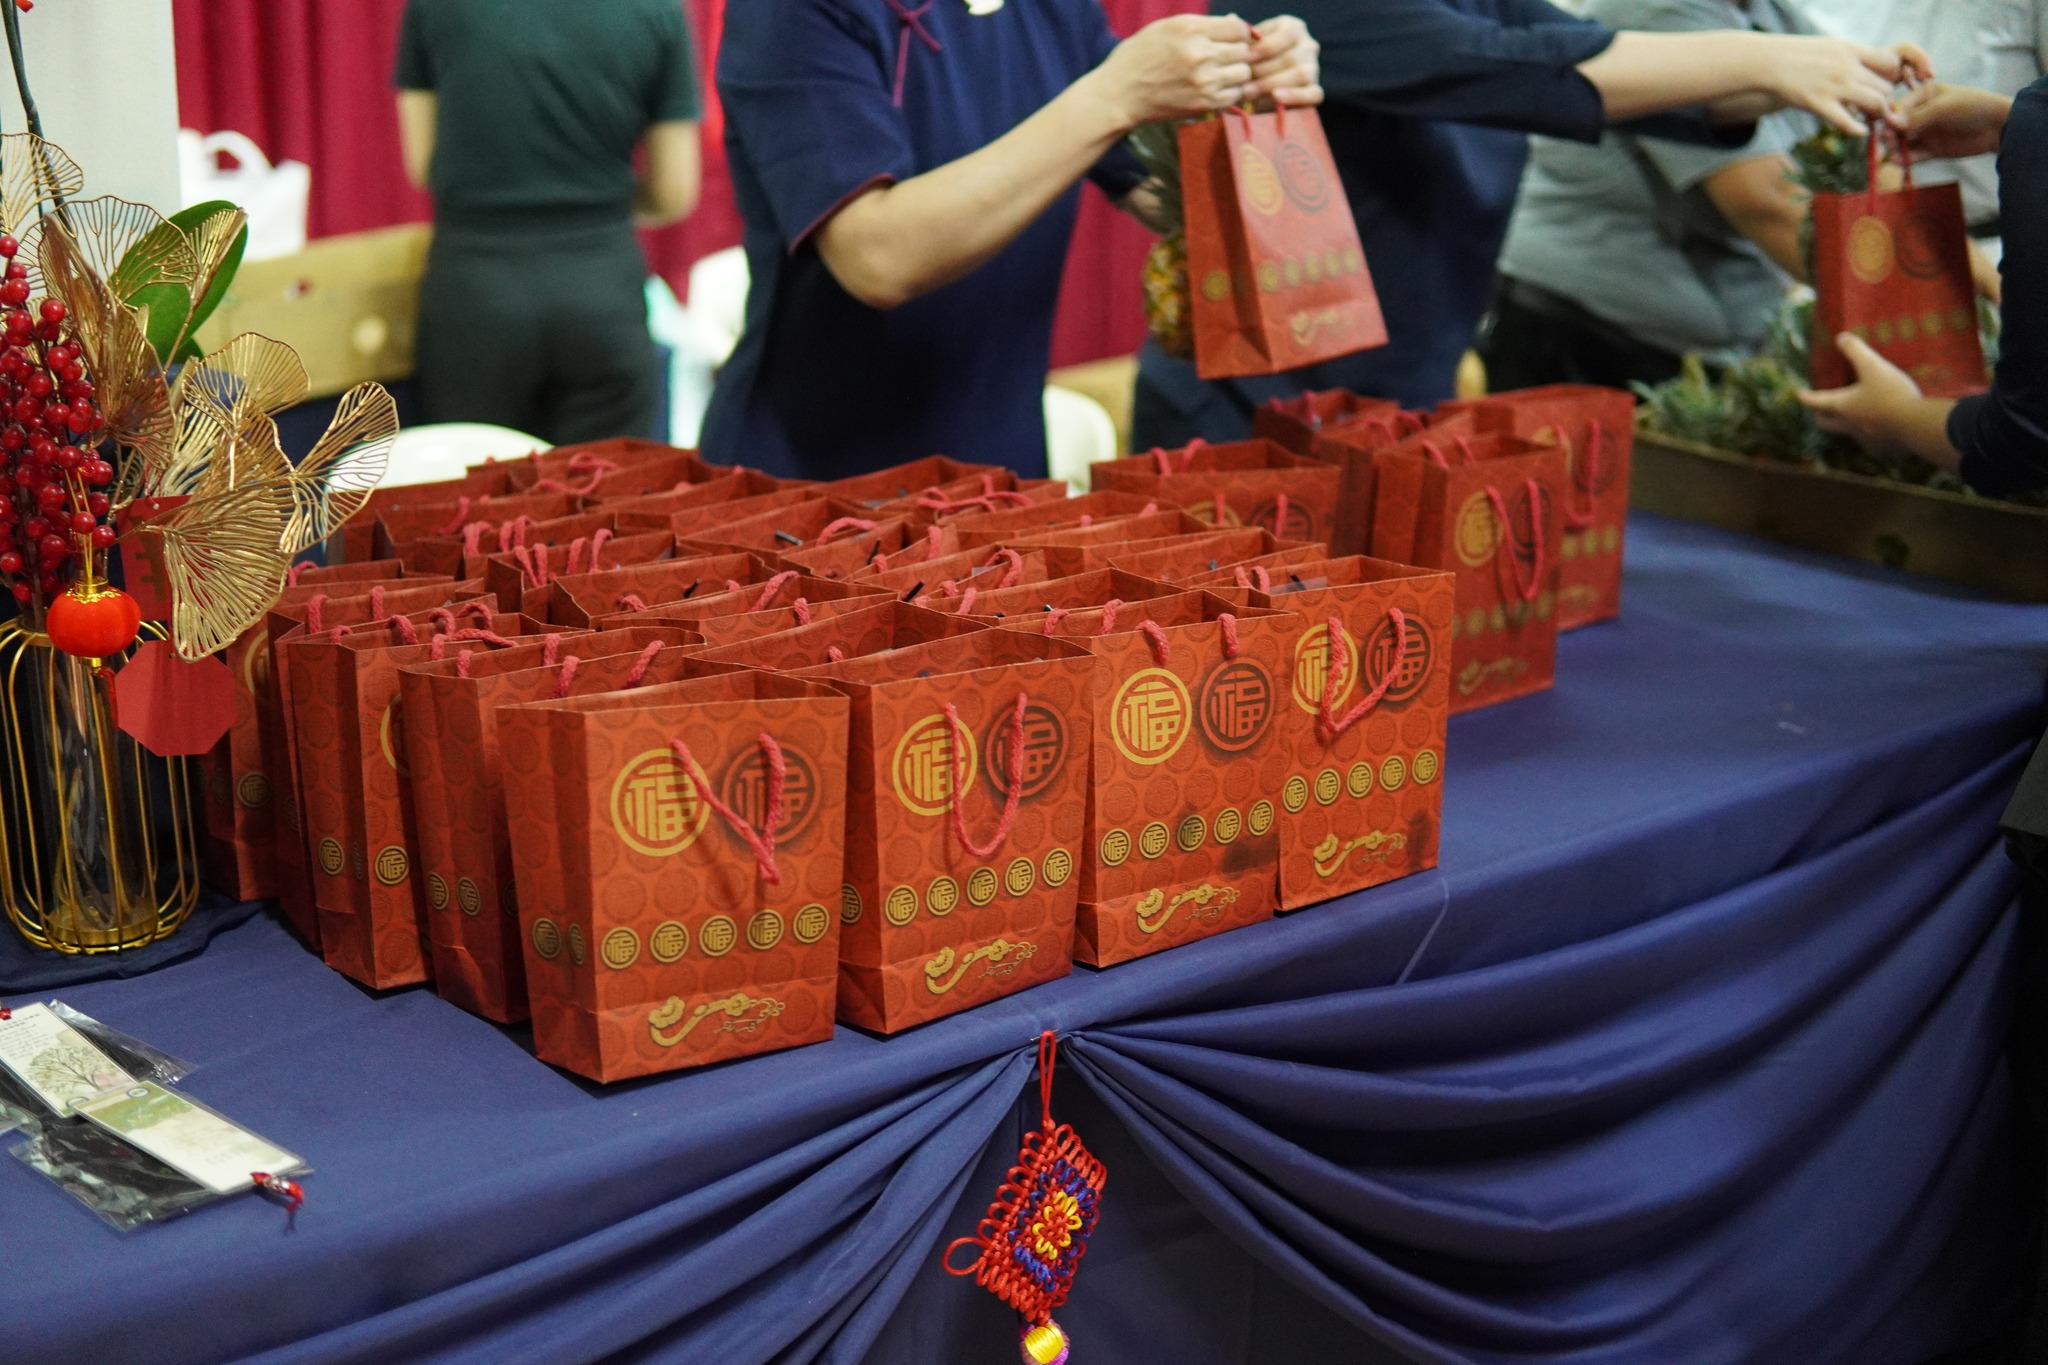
169 200 247 346
130 280 192 364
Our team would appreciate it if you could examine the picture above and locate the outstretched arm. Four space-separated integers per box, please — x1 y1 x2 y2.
1581 31 1928 134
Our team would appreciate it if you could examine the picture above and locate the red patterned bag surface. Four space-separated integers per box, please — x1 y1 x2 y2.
996 591 1293 965
931 568 1179 621
200 561 409 901
1252 390 1404 453
286 607 563 987
1180 106 1387 379
1370 435 1567 713
633 486 822 541
613 575 891 645
858 546 1049 598
821 456 1009 508
541 552 779 627
1450 385 1635 630
1038 528 1311 581
678 498 912 562
604 469 792 532
1224 556 1453 909
483 528 679 617
504 437 720 493
398 493 588 577
258 579 485 945
500 668 851 1081
1089 438 1339 546
691 599 988 674
948 491 1163 548
1810 136 1986 398
337 464 528 564
880 475 1071 524
1304 409 1439 557
793 629 1095 1032
996 512 1212 563
778 522 960 581
402 630 696 1021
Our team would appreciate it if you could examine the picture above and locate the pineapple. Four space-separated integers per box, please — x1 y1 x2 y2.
1128 122 1194 359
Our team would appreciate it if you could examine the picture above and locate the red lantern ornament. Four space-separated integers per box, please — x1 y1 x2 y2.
45 582 141 658
944 1032 1105 1365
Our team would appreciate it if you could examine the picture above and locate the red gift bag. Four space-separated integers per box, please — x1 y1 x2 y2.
604 469 791 532
1252 390 1406 454
1089 439 1341 547
1180 106 1387 380
1453 385 1635 630
1810 136 1985 397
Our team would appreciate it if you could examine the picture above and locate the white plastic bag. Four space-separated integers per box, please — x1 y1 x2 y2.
176 128 310 261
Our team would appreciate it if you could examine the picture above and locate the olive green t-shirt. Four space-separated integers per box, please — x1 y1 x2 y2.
395 0 700 222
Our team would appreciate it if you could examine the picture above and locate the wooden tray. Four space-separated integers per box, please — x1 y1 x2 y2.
1631 432 2048 601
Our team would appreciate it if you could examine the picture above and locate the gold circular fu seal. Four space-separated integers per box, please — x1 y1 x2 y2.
1110 668 1192 766
1042 847 1073 887
699 915 738 957
1200 269 1232 302
1249 799 1276 836
928 876 960 917
1005 856 1037 897
427 872 450 911
1848 215 1895 286
794 903 831 944
1347 762 1374 798
650 920 690 962
236 773 271 809
317 837 345 877
747 910 784 951
1176 815 1207 852
1314 768 1342 806
1282 774 1310 814
1100 829 1132 867
891 714 975 818
566 924 587 966
1413 749 1441 785
1236 143 1284 216
841 884 863 924
457 877 481 915
884 885 919 926
1215 808 1243 843
373 845 409 887
968 866 1000 904
531 917 561 960
609 749 709 857
1454 492 1500 568
1139 821 1171 859
601 927 640 970
1379 755 1409 792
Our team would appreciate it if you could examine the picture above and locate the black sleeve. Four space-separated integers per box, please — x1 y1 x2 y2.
394 0 433 90
1275 0 1614 142
1952 78 2048 497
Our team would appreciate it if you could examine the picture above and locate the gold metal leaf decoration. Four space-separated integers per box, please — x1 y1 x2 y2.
284 383 396 555
18 195 196 300
174 333 308 420
0 133 82 240
157 387 293 502
39 223 174 481
143 481 292 660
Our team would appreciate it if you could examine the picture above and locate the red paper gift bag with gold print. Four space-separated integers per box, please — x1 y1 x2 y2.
1453 385 1635 630
1252 390 1405 453
1089 439 1340 547
998 591 1293 966
1371 437 1566 713
792 630 1095 1033
1179 107 1387 380
401 629 696 1021
1228 556 1453 909
1811 136 1985 398
859 547 1049 600
616 574 890 646
499 670 850 1082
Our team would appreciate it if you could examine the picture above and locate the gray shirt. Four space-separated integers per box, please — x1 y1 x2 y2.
1497 0 1815 358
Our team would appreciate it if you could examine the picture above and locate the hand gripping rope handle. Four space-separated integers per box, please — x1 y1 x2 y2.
944 692 1028 861
1320 609 1405 739
669 732 787 884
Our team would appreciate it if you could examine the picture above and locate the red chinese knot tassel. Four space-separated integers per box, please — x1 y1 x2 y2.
943 1031 1104 1363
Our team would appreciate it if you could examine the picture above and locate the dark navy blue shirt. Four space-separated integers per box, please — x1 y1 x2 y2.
704 0 1142 480
1950 77 2048 496
1140 0 1615 432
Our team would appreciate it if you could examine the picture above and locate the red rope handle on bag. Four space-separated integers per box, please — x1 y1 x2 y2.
1219 612 1240 658
1139 620 1171 664
624 640 666 686
287 562 309 587
567 537 591 576
515 543 550 589
817 516 877 543
991 548 1026 588
437 497 472 535
456 649 475 678
551 655 582 698
588 528 613 564
827 645 846 662
748 570 799 611
670 734 785 883
944 693 1026 860
543 633 563 666
460 520 489 560
1211 492 1227 526
1565 425 1604 530
1270 493 1290 537
792 597 813 625
1042 607 1069 636
956 586 977 615
1097 599 1124 634
927 524 945 553
1319 609 1405 738
384 614 419 645
1234 564 1273 592
617 593 648 613
1484 479 1546 603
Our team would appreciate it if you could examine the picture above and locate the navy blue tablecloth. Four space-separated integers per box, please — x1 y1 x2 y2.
4 516 2045 1365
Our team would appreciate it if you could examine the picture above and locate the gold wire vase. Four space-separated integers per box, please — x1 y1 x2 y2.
0 619 198 954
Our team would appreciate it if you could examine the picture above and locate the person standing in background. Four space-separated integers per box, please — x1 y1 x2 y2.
1482 0 1825 393
395 0 702 444
1130 0 1928 450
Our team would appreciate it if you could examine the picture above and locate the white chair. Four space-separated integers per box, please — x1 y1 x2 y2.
1044 386 1119 493
382 423 550 488
684 247 751 369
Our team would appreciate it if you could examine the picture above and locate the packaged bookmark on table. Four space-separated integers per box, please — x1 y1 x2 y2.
501 668 851 1079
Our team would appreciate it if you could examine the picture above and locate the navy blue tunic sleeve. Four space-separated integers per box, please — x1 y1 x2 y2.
716 0 916 250
1283 0 1614 141
1950 78 2048 496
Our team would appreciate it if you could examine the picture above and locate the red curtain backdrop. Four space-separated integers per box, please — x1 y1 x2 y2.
169 0 1192 367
